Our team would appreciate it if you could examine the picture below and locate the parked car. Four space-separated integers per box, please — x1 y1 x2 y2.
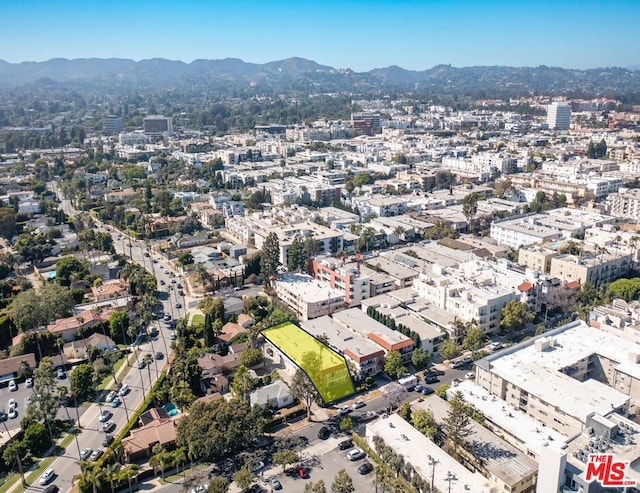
337 406 352 415
99 410 112 422
79 448 92 460
175 302 182 309
490 342 503 351
26 378 34 388
424 374 439 384
118 384 129 396
102 421 115 433
414 384 424 393
250 461 265 473
358 462 373 475
111 397 121 408
421 386 435 395
105 391 117 403
318 426 331 440
352 399 365 409
452 378 463 386
170 332 177 340
465 372 475 380
137 360 145 369
155 352 164 360
428 369 445 377
39 468 55 485
8 408 17 419
8 398 17 409
43 485 59 493
296 466 309 479
338 439 353 450
56 369 66 379
90 449 103 461
347 448 365 461
163 314 171 321
0 410 6 421
268 477 282 490
8 380 17 391
102 435 114 447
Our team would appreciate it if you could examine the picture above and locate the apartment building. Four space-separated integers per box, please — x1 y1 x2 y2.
351 195 408 217
273 273 344 321
474 322 631 438
605 187 640 220
546 102 572 129
518 244 558 274
301 316 385 379
332 308 414 363
143 115 173 136
311 257 370 307
412 267 517 337
549 251 632 286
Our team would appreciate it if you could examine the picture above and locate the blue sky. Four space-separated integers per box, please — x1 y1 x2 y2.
1 0 638 70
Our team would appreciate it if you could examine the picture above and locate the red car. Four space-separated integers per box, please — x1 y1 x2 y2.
297 466 309 479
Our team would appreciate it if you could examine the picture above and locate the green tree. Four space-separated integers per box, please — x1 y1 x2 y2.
233 468 254 491
305 480 328 493
207 476 230 493
199 295 226 322
462 192 479 223
176 398 264 462
290 368 319 420
0 207 17 239
462 324 484 355
239 348 263 367
260 232 280 286
55 256 88 286
10 284 75 332
109 310 130 344
273 449 299 472
287 235 308 272
398 402 412 422
70 363 95 399
231 365 255 402
500 301 534 335
410 347 430 370
439 339 461 360
383 350 406 380
442 391 474 454
412 408 438 439
339 415 355 432
331 469 354 493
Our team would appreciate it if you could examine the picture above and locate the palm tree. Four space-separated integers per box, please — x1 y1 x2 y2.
144 352 155 394
104 462 121 493
74 462 106 493
120 463 139 493
193 263 212 291
172 447 187 478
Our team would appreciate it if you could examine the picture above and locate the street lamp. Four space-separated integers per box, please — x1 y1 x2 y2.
445 471 457 493
427 454 439 492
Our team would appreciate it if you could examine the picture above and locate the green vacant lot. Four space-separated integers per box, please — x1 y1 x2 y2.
263 322 354 403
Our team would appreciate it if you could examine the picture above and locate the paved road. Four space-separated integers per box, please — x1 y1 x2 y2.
25 185 188 493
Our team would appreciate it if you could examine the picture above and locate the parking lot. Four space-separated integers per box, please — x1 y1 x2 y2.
250 435 376 493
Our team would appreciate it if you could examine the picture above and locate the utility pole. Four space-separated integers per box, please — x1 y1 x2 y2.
428 454 439 492
445 471 457 493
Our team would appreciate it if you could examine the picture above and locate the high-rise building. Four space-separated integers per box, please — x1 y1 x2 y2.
546 102 571 129
143 115 173 136
104 115 123 135
351 112 381 136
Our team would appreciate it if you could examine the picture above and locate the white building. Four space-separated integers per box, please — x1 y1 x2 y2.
273 273 344 321
546 102 571 129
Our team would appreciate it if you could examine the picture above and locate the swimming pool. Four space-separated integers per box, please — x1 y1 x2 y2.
164 403 180 416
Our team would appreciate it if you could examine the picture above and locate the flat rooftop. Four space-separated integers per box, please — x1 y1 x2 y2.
275 273 344 303
300 316 384 360
414 397 537 487
480 322 631 423
366 414 496 493
448 380 568 457
332 308 413 347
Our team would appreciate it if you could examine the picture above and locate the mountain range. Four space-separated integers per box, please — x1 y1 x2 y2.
0 57 639 97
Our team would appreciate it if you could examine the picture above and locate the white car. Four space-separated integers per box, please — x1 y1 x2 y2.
102 421 115 433
465 372 475 380
347 448 365 461
337 406 351 415
8 380 17 392
8 398 17 409
25 378 34 388
8 408 17 419
352 399 365 409
105 391 117 403
118 384 130 396
39 468 55 485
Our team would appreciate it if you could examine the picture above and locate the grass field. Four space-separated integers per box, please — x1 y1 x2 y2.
263 322 354 403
